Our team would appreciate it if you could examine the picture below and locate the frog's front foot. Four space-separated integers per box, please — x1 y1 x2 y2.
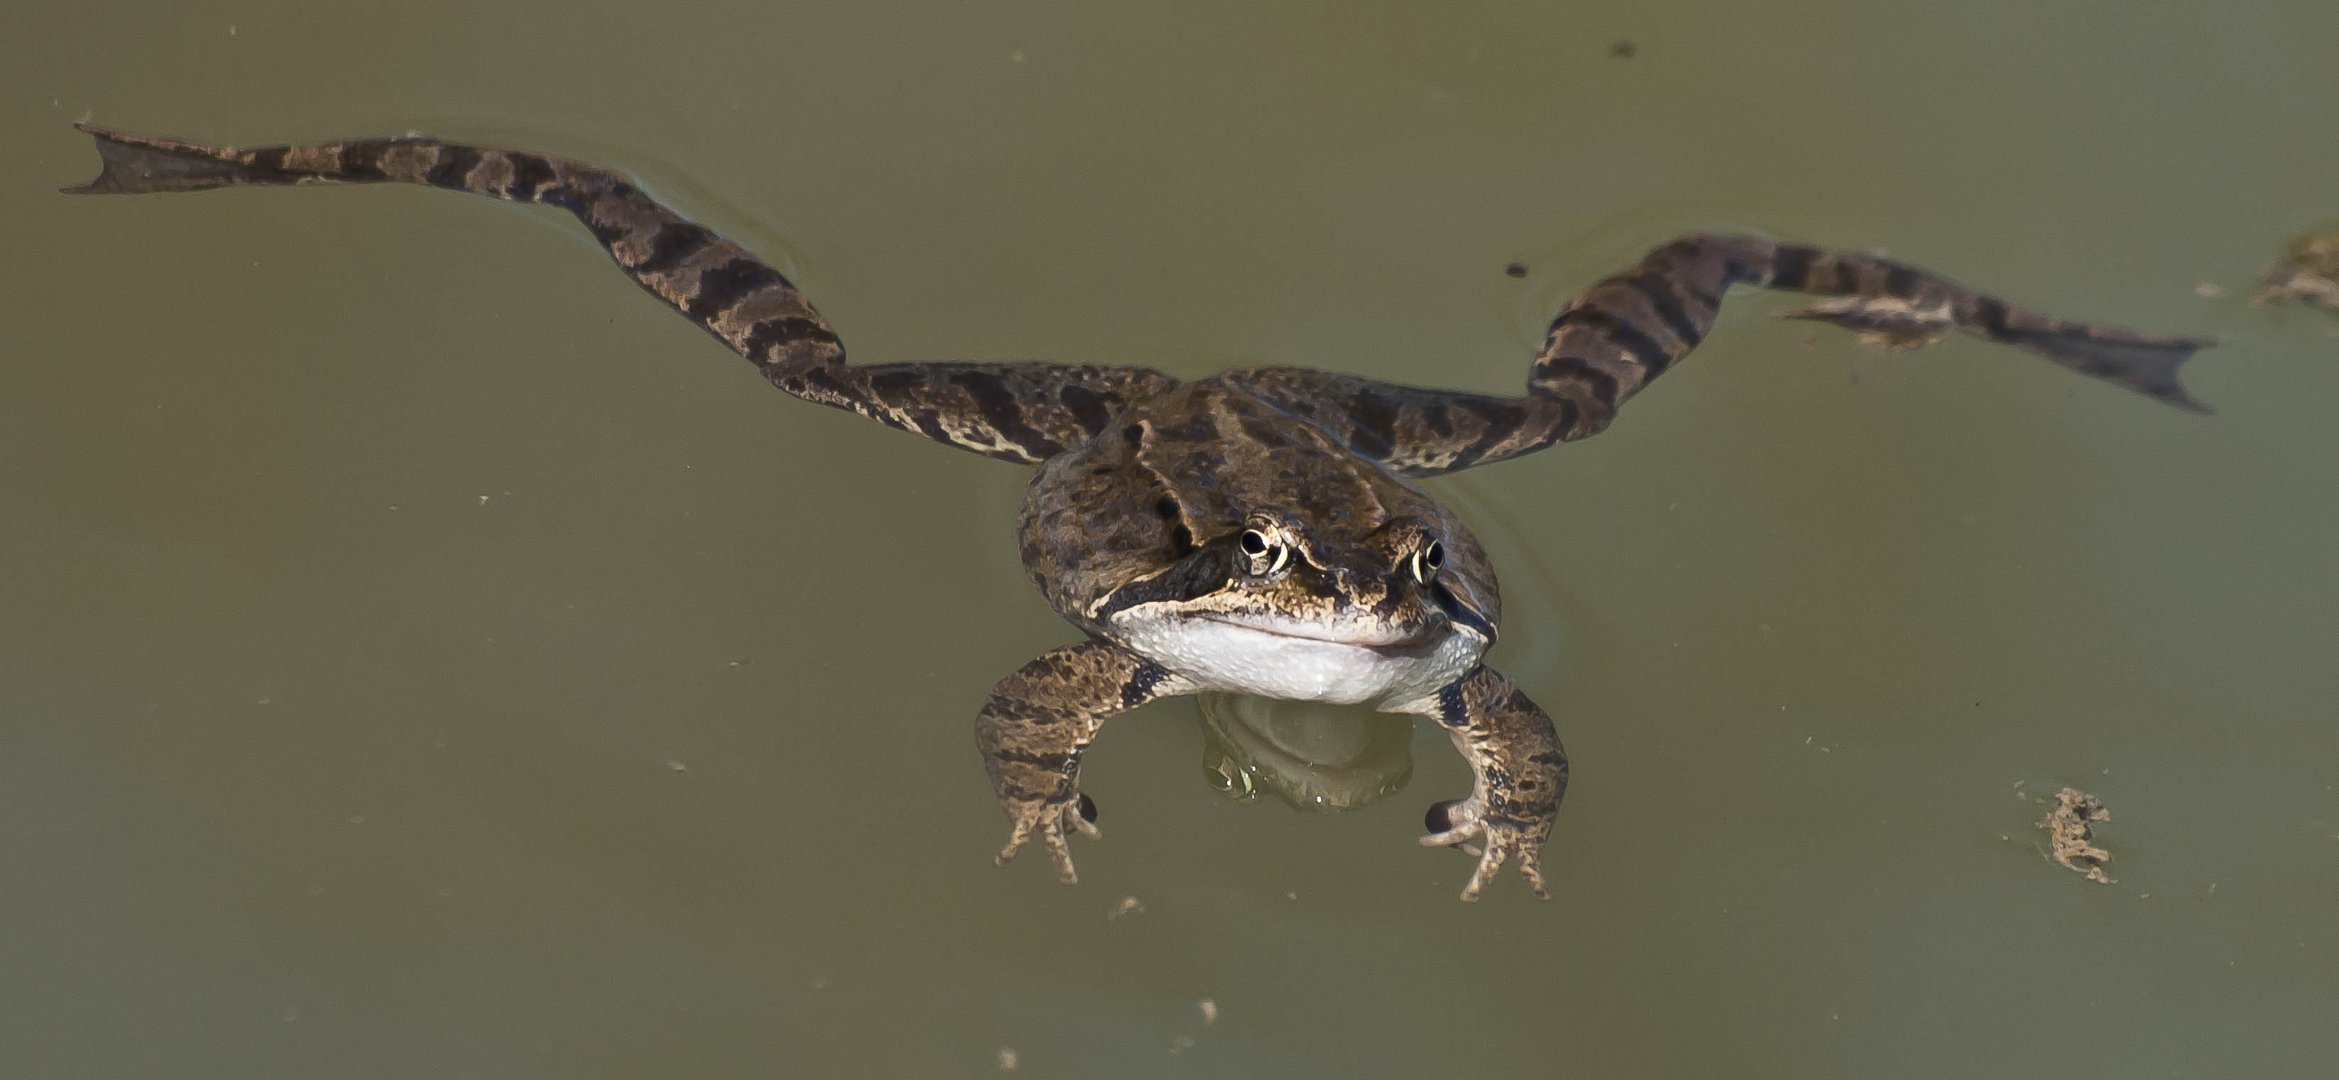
992 792 1099 884
1421 797 1552 901
1401 666 1568 901
977 643 1184 889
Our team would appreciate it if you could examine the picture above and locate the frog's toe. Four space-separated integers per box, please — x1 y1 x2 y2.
1778 294 1956 349
1456 820 1551 902
993 793 1100 884
1421 798 1551 901
1420 796 1486 851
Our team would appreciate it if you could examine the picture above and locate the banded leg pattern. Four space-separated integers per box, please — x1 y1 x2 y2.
1223 233 2207 477
65 123 1174 464
976 641 1189 884
1530 234 2212 437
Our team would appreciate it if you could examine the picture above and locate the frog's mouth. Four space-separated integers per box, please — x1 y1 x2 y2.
1115 605 1487 705
1194 613 1451 657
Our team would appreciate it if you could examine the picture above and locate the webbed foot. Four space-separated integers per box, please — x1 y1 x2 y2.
1402 666 1568 901
992 793 1099 884
1422 797 1551 901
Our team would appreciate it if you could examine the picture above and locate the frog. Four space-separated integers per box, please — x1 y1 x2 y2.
65 123 2210 900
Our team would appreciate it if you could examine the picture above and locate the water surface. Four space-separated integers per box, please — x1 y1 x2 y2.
5 3 2337 1076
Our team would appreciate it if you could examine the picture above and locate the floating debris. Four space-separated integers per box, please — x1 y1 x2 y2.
2252 226 2339 311
2032 786 2115 884
1109 895 1145 921
1198 999 1218 1025
996 1046 1018 1071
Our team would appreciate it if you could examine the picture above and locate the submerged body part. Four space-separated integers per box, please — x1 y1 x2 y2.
68 123 2209 900
1199 694 1415 811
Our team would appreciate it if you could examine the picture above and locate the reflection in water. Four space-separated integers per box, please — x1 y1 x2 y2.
1197 693 1413 811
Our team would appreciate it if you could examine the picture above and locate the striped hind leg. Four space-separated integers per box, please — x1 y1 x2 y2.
1218 234 2209 476
66 122 1175 464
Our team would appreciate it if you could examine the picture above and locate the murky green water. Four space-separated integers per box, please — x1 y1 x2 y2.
7 3 2338 1076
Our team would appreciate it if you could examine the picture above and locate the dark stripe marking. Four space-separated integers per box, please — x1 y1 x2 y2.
1771 245 1816 290
1436 679 1469 727
1973 295 2011 339
952 370 1063 460
340 140 388 180
1819 256 1859 295
503 152 556 200
245 145 294 182
1120 662 1170 708
1443 400 1527 470
1882 263 1921 298
1347 388 1398 460
1557 302 1675 379
683 257 787 321
989 747 1074 770
426 145 483 190
632 221 717 276
742 316 841 365
1422 403 1453 438
1619 271 1707 349
1057 383 1111 433
1536 353 1620 404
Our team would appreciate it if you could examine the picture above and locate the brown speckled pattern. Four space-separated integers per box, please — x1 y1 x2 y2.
1412 666 1567 901
68 124 2209 901
976 642 1189 883
1018 381 1499 643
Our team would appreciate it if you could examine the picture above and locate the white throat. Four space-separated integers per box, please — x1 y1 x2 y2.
1112 612 1485 706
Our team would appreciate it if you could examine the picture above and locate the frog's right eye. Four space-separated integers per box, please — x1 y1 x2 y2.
1408 539 1446 585
1238 528 1290 577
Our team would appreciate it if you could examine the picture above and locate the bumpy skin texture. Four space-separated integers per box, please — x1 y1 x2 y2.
1018 380 1499 640
67 124 2209 901
977 642 1188 882
1419 667 1567 901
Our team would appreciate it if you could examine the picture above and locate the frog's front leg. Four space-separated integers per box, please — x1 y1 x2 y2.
978 641 1191 884
1393 666 1568 901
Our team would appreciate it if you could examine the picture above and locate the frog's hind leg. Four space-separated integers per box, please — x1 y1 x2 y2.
1535 235 2212 423
1221 234 2207 477
1774 277 2205 413
65 122 1177 465
977 642 1190 885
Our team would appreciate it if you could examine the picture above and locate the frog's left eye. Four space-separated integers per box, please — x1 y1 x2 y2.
1409 539 1446 584
1239 527 1290 576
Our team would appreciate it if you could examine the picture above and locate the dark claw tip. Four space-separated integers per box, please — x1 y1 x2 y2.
1076 793 1098 825
1425 799 1461 834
